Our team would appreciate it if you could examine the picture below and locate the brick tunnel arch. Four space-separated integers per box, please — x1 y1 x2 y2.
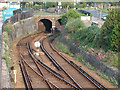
55 18 62 30
38 19 52 33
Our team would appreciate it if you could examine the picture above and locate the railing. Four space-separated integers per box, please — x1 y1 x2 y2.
2 10 34 32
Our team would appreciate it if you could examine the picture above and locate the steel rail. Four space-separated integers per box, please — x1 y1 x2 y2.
28 42 64 79
19 50 60 89
41 37 83 89
19 59 33 89
50 37 107 90
40 40 62 71
27 42 79 89
70 61 107 90
26 42 52 90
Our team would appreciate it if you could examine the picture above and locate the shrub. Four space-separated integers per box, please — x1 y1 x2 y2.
66 10 80 19
61 10 80 25
4 23 13 35
71 25 102 48
65 18 85 33
61 14 68 25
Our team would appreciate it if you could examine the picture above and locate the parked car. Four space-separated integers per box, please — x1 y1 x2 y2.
101 15 108 20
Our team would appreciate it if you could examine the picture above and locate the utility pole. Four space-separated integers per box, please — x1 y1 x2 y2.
99 3 103 20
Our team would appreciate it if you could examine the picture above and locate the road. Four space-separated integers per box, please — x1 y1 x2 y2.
0 18 3 89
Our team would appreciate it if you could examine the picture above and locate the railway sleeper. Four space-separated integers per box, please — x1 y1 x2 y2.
27 43 78 89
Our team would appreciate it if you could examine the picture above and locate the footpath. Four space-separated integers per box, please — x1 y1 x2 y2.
0 18 10 89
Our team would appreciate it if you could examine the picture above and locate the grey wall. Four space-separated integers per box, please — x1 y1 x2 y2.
9 17 36 41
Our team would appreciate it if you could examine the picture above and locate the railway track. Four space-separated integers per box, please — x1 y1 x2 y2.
39 35 107 89
17 32 107 89
17 33 78 89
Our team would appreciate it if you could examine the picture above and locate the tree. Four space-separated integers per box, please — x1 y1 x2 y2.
111 22 120 50
102 8 120 36
101 8 120 50
65 18 85 33
66 10 80 19
61 10 80 25
46 2 57 8
33 4 43 10
62 2 74 9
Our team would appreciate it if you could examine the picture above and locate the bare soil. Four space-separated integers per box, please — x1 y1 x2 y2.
10 41 25 88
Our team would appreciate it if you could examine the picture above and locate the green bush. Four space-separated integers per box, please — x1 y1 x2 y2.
101 8 120 50
71 25 102 48
65 18 85 33
61 10 80 25
61 14 68 25
66 10 80 19
4 23 13 35
111 22 120 50
90 14 92 20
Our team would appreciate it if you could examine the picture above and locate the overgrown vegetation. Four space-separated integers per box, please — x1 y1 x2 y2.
101 8 120 51
2 32 12 67
4 23 14 35
61 10 91 25
65 18 86 33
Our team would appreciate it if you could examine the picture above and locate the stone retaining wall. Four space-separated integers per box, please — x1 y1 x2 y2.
9 17 36 41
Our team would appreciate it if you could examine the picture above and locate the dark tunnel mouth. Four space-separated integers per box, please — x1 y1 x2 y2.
57 19 62 25
39 19 52 33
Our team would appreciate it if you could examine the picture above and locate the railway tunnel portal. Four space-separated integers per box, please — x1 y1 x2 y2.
36 15 62 33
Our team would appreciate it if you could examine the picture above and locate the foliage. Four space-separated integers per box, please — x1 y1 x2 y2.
61 14 68 25
79 2 87 8
101 8 120 51
3 32 9 43
62 2 74 9
111 22 120 50
75 2 87 8
61 10 80 25
66 10 80 19
33 4 43 9
2 31 12 67
25 2 33 10
46 2 57 8
90 14 92 20
71 25 102 48
2 6 7 10
4 23 13 35
65 18 85 33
